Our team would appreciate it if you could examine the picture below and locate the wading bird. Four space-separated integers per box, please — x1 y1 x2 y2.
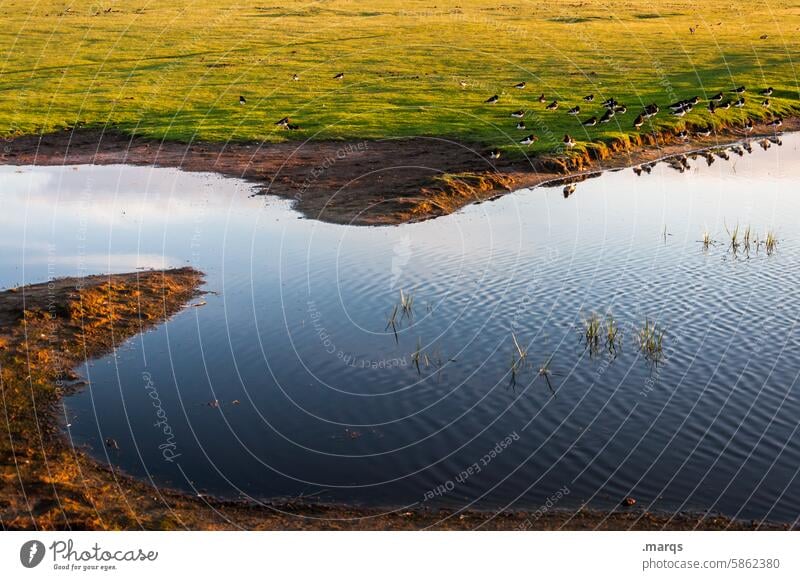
485 94 499 104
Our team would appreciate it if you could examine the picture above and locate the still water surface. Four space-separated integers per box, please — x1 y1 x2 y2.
2 135 798 522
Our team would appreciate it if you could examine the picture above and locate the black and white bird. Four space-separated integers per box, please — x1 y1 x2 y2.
614 105 627 114
599 108 615 123
695 127 712 137
292 74 300 81
489 149 501 160
538 93 546 103
334 72 345 80
511 110 525 118
583 94 594 102
710 92 723 102
519 134 538 146
239 95 247 105
733 97 745 108
744 119 754 132
545 100 559 110
762 98 771 108
643 103 659 118
485 94 500 104
601 97 617 109
676 130 689 140
287 124 300 131
582 116 598 127
563 183 576 197
759 87 774 96
514 81 527 89
717 100 731 110
516 121 527 130
459 80 468 88
767 117 783 128
563 134 576 148
733 85 746 94
567 105 581 115
633 113 644 128
275 117 290 128
708 102 717 114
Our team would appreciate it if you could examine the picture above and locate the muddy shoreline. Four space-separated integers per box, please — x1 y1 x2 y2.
2 118 796 226
0 270 793 530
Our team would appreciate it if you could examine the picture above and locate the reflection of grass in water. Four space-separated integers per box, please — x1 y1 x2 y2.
1 1 798 153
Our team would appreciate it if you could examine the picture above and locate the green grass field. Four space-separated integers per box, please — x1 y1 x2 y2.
1 0 798 155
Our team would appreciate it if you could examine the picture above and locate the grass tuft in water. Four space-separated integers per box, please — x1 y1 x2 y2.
637 318 665 363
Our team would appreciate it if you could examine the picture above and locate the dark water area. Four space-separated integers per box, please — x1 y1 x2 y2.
2 133 798 523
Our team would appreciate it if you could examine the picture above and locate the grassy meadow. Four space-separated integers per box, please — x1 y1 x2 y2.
1 0 799 156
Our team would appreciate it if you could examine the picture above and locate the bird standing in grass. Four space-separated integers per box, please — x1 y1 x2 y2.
538 93 546 103
520 134 538 146
485 94 499 104
334 72 345 80
760 87 774 96
511 110 525 118
583 116 598 127
514 81 526 89
567 106 580 115
710 92 723 102
239 95 246 105
545 100 559 111
599 108 615 123
633 114 644 128
516 121 526 130
733 97 745 108
292 74 299 81
563 134 576 148
733 86 746 94
762 99 771 108
275 117 290 128
583 94 594 102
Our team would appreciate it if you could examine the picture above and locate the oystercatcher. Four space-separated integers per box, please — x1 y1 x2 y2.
633 114 644 128
511 110 525 118
582 116 598 127
275 117 290 127
599 108 615 123
519 134 538 146
545 100 559 110
583 94 594 102
334 72 345 80
567 106 580 115
710 92 723 102
538 93 546 103
733 85 746 94
733 97 745 107
516 121 527 130
485 94 499 104
239 95 246 105
760 87 773 96
514 81 526 89
563 134 576 148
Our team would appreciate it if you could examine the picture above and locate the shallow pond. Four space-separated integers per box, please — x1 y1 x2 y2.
2 134 799 522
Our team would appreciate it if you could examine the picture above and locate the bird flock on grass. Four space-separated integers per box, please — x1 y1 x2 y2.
480 81 784 160
235 72 785 156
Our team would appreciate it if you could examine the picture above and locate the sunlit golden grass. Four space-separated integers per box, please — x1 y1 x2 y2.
0 0 798 157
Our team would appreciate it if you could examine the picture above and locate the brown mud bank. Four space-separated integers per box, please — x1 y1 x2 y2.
0 270 793 530
2 118 796 226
